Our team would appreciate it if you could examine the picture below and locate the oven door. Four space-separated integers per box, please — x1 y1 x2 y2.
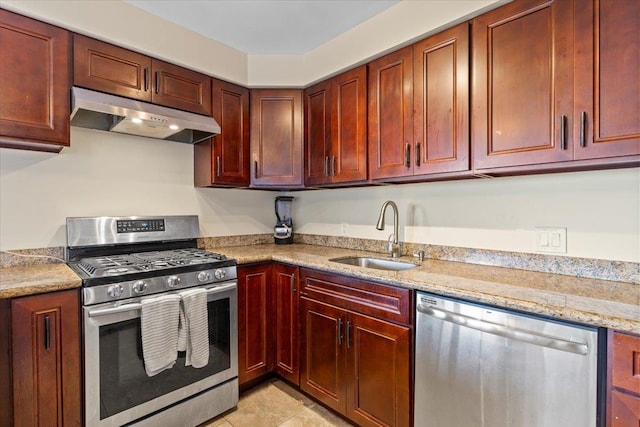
83 282 238 427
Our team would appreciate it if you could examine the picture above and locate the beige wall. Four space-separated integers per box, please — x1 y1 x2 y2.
0 129 275 250
2 0 503 86
292 168 640 262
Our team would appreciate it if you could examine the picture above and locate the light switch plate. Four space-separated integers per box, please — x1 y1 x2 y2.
534 227 567 254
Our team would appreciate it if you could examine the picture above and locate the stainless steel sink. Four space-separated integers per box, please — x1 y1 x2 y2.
329 256 418 271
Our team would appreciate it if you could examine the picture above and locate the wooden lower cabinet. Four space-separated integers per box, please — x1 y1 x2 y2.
273 263 300 384
608 331 640 426
299 269 412 427
11 289 81 427
237 263 273 385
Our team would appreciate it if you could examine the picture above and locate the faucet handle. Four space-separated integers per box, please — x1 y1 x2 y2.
386 234 395 251
412 250 425 262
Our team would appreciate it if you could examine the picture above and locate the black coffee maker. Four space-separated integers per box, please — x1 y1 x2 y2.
274 196 294 245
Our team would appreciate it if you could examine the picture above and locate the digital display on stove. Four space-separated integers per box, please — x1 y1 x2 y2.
116 219 165 233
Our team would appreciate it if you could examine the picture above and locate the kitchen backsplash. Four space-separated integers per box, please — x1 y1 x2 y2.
3 234 638 284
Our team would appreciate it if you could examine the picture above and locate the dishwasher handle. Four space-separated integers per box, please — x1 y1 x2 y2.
417 304 589 355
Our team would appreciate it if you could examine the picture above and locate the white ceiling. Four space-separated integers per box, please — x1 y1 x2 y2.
124 0 400 55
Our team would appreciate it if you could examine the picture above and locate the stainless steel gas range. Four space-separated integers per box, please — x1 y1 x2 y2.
66 215 238 427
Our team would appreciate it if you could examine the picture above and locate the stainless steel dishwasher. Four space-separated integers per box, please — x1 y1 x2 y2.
415 292 604 427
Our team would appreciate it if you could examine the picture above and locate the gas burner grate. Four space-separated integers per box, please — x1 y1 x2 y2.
74 249 227 278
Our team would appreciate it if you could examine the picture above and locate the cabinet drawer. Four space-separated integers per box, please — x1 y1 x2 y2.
299 268 411 325
611 332 640 394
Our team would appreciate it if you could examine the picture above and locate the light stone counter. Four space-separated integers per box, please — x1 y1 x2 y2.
0 263 82 299
215 244 640 334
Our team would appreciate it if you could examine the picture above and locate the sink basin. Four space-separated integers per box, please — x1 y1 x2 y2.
329 256 418 271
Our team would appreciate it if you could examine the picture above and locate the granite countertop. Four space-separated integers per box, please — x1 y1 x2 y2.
1 243 637 334
215 244 640 334
0 263 82 299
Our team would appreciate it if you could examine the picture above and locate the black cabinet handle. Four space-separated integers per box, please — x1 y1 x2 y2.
580 111 587 147
560 115 567 150
346 320 351 348
44 315 50 350
155 71 160 94
325 156 329 177
404 143 411 167
144 67 150 91
416 142 421 167
338 318 343 345
216 156 221 177
254 160 258 179
331 155 336 177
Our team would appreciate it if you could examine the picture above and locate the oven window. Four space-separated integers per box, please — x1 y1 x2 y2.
98 299 231 420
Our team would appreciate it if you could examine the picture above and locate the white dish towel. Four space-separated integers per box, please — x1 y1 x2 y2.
177 288 210 368
140 293 181 377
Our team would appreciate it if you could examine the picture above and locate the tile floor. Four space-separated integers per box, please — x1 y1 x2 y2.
199 379 354 427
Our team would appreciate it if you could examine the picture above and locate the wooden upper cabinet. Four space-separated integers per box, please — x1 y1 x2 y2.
151 59 212 116
0 10 70 152
472 0 574 171
305 66 367 186
574 0 640 160
305 80 332 186
195 79 250 187
74 35 212 115
368 46 414 180
250 89 304 188
331 66 368 184
369 28 470 182
413 23 469 175
74 34 151 101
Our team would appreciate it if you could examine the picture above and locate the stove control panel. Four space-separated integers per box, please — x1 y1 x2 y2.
116 219 165 233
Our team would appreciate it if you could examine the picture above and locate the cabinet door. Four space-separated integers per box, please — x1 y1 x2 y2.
151 59 212 115
237 264 272 385
346 312 411 427
304 80 332 186
74 34 151 101
331 65 368 184
300 298 347 413
574 0 640 160
273 263 300 384
368 46 414 180
413 22 469 175
195 79 249 187
0 10 70 152
250 89 304 188
12 289 81 427
472 0 574 170
610 390 640 427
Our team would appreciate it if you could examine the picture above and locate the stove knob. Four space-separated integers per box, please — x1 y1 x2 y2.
167 276 181 288
107 284 124 298
214 269 226 280
132 280 147 294
197 271 212 282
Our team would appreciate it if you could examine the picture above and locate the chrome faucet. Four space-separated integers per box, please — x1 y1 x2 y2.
376 200 400 258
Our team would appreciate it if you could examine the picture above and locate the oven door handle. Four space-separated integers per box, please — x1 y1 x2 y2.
88 303 142 317
88 282 237 318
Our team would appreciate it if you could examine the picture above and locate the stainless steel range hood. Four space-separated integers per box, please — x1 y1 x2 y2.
70 87 220 143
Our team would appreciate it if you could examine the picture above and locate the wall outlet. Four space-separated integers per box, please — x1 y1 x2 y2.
341 223 348 236
534 227 567 254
